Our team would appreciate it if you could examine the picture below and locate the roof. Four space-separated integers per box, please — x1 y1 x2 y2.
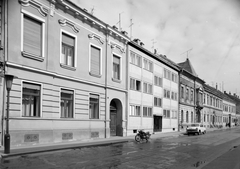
128 41 180 72
178 58 198 77
203 84 223 98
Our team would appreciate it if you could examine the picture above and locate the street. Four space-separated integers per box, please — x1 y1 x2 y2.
1 128 240 169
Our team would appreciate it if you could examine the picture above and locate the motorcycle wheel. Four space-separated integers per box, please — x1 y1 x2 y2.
135 135 141 142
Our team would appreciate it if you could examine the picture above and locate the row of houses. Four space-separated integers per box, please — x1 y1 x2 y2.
0 0 239 147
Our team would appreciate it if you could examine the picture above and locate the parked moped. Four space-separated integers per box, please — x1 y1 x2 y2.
135 130 151 142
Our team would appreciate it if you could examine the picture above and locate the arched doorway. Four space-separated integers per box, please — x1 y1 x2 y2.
110 99 123 136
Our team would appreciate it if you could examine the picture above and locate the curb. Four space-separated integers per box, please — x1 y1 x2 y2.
0 140 131 159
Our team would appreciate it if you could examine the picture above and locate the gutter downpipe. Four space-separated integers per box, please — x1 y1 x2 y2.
178 68 183 132
1 0 7 146
125 42 129 136
104 28 109 138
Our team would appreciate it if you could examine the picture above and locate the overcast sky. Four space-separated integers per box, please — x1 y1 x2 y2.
74 0 240 96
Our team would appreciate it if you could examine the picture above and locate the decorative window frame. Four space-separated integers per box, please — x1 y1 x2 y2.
88 33 104 45
89 43 102 77
21 80 43 118
21 9 45 61
112 52 122 83
59 87 75 119
60 29 78 70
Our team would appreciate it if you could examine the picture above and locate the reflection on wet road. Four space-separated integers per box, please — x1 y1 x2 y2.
1 128 240 169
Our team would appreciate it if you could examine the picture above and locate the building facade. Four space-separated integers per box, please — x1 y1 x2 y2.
1 0 130 147
203 84 223 128
224 92 240 126
127 40 180 135
178 58 205 129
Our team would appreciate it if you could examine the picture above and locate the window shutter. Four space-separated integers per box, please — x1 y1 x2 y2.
91 46 101 75
62 33 75 46
23 15 42 56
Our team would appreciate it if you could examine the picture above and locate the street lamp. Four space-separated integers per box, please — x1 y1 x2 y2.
4 74 16 154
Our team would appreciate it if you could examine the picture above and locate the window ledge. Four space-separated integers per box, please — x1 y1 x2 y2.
112 78 121 83
22 51 44 62
60 64 76 71
89 72 101 78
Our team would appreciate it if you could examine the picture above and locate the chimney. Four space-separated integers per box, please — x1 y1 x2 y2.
140 42 144 47
224 91 226 94
83 8 88 12
133 38 141 45
216 83 218 90
229 92 231 95
112 25 118 30
154 49 157 54
234 93 236 97
121 31 128 36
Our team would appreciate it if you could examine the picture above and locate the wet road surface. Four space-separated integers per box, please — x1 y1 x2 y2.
1 128 240 169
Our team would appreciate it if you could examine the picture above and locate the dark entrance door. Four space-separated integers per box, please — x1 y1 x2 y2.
110 110 117 136
154 115 162 132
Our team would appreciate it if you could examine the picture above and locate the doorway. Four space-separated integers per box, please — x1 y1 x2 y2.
154 115 162 132
110 99 122 136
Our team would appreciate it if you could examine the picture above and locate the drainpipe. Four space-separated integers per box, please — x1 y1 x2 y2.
178 69 182 132
1 0 7 146
104 28 109 138
125 42 129 136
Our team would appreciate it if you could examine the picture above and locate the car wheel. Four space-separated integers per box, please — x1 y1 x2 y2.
198 131 201 135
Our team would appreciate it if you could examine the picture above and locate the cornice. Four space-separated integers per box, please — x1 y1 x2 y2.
58 19 80 33
19 0 48 17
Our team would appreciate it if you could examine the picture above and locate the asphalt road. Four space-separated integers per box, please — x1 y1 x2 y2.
1 128 240 169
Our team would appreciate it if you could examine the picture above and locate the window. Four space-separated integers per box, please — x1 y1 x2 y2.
186 111 189 123
89 94 99 119
130 78 141 91
171 91 174 100
143 107 152 117
143 58 153 72
181 86 184 98
90 45 101 76
129 105 141 116
22 82 41 117
154 75 162 87
130 51 141 67
154 97 162 107
191 90 193 101
186 88 189 100
61 89 74 118
164 89 170 99
143 82 152 94
113 55 121 80
61 32 75 67
163 109 170 118
22 12 45 59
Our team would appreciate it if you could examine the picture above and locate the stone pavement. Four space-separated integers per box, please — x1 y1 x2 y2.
0 127 228 159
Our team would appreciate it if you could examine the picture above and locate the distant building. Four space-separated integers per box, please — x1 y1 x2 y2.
178 58 205 129
224 92 240 126
127 40 180 134
203 84 223 128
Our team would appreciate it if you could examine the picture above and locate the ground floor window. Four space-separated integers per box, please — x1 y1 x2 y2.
22 82 41 117
61 89 74 118
163 109 170 118
129 105 141 116
89 94 99 119
143 106 152 117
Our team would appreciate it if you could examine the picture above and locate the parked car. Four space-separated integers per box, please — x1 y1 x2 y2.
186 123 206 135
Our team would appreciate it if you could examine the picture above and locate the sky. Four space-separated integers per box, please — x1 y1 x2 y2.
74 0 240 96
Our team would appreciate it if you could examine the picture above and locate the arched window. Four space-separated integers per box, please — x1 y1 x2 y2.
186 111 189 123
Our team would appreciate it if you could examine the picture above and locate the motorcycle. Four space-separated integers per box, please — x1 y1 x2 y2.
135 130 151 142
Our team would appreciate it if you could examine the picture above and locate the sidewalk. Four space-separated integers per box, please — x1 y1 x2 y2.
0 131 185 159
0 127 229 159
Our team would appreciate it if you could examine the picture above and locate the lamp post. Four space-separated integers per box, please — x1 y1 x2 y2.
4 74 15 154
